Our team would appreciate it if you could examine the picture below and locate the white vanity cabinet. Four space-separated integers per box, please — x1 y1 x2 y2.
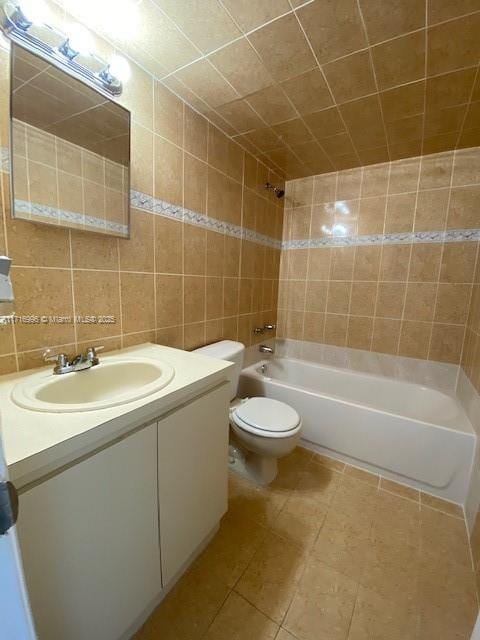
157 384 229 585
17 422 161 640
15 382 230 640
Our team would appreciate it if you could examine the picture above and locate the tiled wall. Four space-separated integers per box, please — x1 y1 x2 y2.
12 119 128 235
463 258 480 393
0 34 283 374
278 149 480 364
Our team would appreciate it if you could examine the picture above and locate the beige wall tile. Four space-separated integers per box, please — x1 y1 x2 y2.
119 210 154 272
154 135 183 207
429 324 465 363
440 243 477 283
156 274 183 328
399 320 432 359
155 217 183 274
12 267 75 352
184 322 206 350
154 81 184 146
409 244 442 282
184 106 208 162
353 246 381 281
347 316 374 349
376 282 406 319
184 154 207 215
131 123 154 195
73 270 121 342
121 273 155 334
404 283 437 321
371 318 401 354
385 193 416 233
184 275 206 324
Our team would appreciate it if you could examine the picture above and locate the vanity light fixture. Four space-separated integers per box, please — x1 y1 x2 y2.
0 0 128 96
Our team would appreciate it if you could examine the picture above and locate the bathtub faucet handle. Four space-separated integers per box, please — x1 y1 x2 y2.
259 344 274 354
263 324 276 331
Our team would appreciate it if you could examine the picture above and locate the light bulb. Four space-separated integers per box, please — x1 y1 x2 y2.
67 24 94 55
20 0 52 24
108 55 131 82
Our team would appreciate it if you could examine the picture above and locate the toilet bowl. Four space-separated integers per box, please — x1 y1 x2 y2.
194 340 302 485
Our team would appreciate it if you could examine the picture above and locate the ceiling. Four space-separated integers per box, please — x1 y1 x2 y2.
53 0 480 180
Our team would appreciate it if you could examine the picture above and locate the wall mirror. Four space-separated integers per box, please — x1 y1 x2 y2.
9 43 130 238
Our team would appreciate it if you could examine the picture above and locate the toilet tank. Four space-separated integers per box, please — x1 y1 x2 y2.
194 340 245 400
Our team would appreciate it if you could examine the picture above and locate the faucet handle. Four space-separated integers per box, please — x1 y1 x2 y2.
43 349 69 367
263 324 276 331
85 345 104 362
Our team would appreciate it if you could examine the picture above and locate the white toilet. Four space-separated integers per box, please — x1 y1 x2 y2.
194 340 302 485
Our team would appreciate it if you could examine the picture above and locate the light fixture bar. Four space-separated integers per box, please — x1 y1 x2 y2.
0 1 123 96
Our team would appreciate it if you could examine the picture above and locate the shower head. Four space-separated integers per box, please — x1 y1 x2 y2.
265 182 285 199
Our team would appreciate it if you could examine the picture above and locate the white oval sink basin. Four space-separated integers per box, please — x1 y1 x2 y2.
11 357 175 413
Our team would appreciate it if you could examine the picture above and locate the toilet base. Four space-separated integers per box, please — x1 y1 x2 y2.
228 443 278 485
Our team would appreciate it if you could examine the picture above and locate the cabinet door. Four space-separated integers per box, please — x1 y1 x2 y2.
158 384 229 585
17 423 161 640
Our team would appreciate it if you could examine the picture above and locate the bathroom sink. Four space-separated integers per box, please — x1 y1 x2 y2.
11 357 175 412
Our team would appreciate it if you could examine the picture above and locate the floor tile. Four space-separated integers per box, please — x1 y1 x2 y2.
420 492 463 518
270 493 328 549
138 459 477 640
378 477 419 502
272 447 315 492
139 562 229 640
312 510 370 581
311 452 346 472
284 559 358 640
193 511 267 587
417 600 477 640
204 592 278 640
418 552 477 621
370 490 421 548
294 460 341 505
420 505 471 568
347 585 418 640
330 474 378 527
360 538 419 605
275 629 298 640
344 465 379 486
235 532 306 624
228 472 288 527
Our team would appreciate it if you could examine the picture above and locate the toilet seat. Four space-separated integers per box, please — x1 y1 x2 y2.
231 397 301 439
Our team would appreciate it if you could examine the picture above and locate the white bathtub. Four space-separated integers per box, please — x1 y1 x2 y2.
239 355 476 504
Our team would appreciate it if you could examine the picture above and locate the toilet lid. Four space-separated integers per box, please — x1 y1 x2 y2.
233 397 300 434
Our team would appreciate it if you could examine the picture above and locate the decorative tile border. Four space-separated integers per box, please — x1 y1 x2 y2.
131 189 282 249
14 199 129 236
282 229 480 250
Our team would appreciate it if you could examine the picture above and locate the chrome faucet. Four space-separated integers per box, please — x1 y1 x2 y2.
43 345 104 375
259 344 274 354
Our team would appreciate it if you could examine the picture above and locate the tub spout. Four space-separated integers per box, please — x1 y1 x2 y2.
259 344 274 354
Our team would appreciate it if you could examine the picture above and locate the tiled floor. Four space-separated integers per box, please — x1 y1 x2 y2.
136 447 478 640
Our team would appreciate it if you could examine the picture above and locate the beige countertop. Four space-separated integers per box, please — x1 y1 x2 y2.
0 343 232 488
